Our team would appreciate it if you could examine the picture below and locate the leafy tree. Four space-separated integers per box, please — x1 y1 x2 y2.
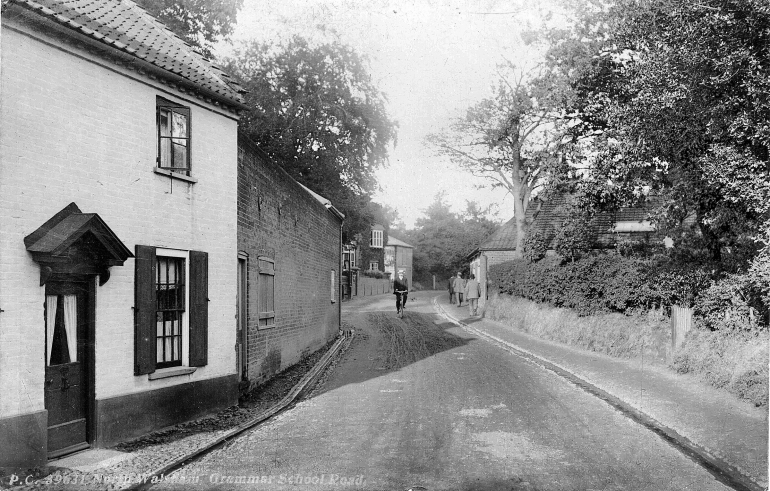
428 63 575 257
225 36 398 242
554 0 770 265
404 193 499 282
135 0 244 57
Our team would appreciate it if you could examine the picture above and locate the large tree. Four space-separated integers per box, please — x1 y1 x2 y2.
428 64 575 257
556 0 770 265
225 36 398 241
134 0 244 57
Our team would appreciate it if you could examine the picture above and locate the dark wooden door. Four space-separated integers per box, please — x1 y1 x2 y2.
44 280 90 458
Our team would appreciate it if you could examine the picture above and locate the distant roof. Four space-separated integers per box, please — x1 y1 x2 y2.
8 0 246 109
387 236 413 248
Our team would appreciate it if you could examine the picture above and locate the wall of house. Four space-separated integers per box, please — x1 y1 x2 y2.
484 250 519 269
0 21 238 458
395 246 414 288
360 225 387 273
237 137 341 388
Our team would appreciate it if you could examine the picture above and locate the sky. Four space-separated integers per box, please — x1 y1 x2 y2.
215 0 567 228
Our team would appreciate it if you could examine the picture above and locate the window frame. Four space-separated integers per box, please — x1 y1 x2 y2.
369 261 379 271
154 248 189 369
156 96 192 178
343 248 356 270
370 229 383 248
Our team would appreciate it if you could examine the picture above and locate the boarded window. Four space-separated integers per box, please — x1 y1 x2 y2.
258 257 275 328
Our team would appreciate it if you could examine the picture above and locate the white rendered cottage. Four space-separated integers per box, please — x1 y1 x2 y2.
0 0 245 468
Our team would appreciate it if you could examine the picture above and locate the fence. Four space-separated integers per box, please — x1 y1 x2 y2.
357 277 392 296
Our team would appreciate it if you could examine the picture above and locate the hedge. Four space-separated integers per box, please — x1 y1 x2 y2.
487 254 746 321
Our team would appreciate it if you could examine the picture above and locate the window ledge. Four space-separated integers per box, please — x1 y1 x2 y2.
148 366 197 380
154 167 198 183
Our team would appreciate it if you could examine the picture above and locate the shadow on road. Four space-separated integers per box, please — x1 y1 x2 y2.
310 305 475 396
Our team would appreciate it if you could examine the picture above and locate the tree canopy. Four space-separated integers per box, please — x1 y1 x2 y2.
135 0 244 57
402 193 499 283
225 36 398 241
427 62 576 257
555 0 770 268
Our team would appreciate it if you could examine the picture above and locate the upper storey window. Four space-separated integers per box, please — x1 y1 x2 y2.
157 97 191 177
370 229 383 248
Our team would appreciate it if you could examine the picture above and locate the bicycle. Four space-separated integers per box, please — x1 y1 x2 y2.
395 290 408 318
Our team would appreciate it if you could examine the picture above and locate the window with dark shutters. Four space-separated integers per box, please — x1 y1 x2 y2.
134 246 209 375
258 257 275 328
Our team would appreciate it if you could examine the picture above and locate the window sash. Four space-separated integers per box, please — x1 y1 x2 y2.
157 104 191 175
156 256 185 368
370 230 383 248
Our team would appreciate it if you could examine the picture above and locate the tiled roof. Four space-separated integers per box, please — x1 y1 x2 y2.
479 217 518 250
9 0 246 108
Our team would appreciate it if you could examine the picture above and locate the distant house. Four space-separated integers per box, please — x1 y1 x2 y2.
384 236 414 289
1 0 247 466
365 223 387 273
342 223 406 299
237 136 343 389
467 194 661 308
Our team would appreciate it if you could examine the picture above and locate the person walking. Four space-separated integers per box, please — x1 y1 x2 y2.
393 270 409 318
447 276 455 304
452 272 465 307
464 274 481 316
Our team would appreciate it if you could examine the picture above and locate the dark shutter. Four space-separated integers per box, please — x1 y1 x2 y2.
189 250 208 367
134 245 156 375
258 257 275 327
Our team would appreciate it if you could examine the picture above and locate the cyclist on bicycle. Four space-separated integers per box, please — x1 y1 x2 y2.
393 270 409 316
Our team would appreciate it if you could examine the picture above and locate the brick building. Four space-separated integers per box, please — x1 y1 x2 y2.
384 236 414 289
0 0 245 467
236 136 343 389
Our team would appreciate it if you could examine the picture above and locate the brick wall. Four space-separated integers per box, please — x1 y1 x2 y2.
484 250 518 269
0 23 237 417
237 136 341 387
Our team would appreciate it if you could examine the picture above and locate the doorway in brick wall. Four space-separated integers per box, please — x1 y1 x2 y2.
236 254 248 383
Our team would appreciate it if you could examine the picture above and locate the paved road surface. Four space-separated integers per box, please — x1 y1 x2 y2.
154 294 732 491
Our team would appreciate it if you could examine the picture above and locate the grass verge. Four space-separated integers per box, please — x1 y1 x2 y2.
485 293 769 406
